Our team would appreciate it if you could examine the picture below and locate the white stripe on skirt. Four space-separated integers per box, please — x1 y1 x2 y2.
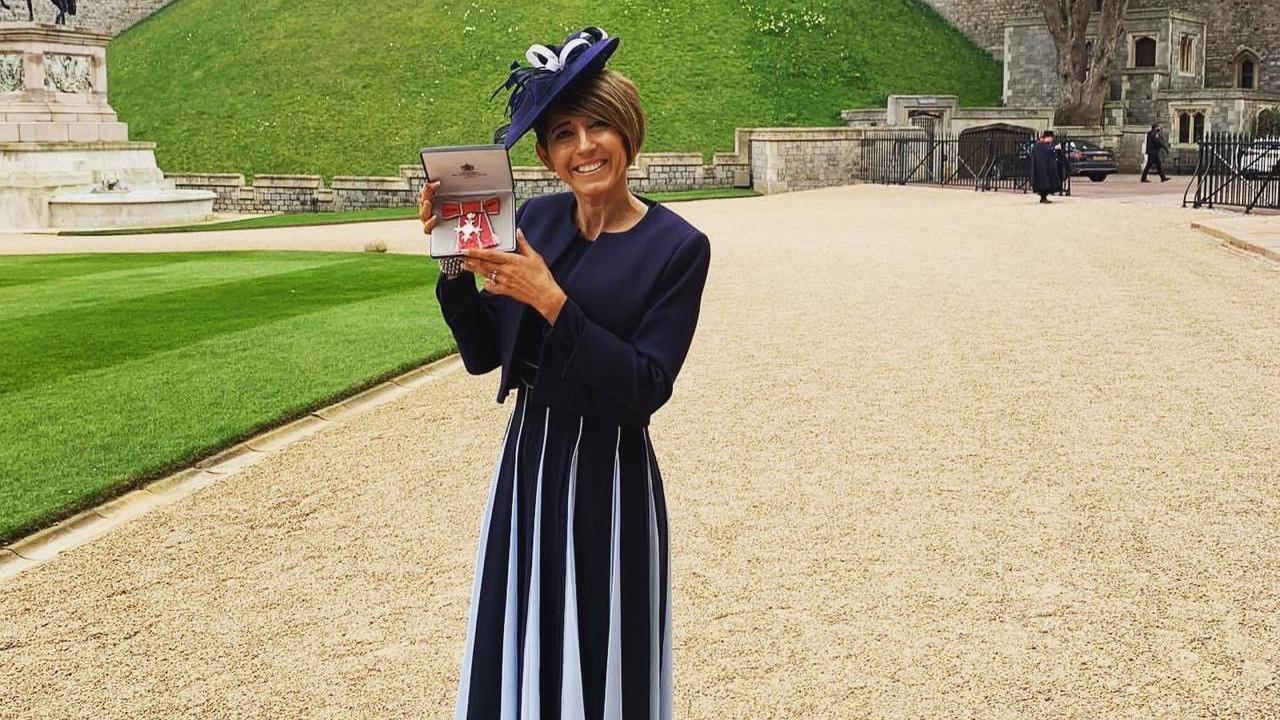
560 417 587 719
455 400 524 720
519 408 552 718
500 400 530 719
602 428 624 720
652 429 675 719
646 436 661 720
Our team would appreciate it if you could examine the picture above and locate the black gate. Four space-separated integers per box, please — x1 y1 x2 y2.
1183 133 1280 213
857 128 1071 195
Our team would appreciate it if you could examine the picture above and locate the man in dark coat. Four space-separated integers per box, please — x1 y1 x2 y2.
1030 130 1063 204
1141 122 1170 182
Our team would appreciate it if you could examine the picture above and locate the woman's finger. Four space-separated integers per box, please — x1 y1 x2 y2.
515 229 541 261
465 248 518 264
482 277 511 296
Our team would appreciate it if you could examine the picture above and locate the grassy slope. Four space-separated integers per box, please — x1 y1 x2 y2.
0 252 453 542
108 0 1001 178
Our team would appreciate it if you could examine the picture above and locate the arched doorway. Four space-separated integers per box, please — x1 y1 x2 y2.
956 123 1038 183
909 110 945 180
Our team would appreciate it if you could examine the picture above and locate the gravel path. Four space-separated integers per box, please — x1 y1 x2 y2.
2 185 1279 718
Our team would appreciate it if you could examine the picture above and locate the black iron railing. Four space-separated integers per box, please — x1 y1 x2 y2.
857 131 1072 195
1184 133 1280 213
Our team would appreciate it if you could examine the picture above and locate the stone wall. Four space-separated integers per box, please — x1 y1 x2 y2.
169 152 752 214
6 0 178 36
1002 20 1058 107
747 128 873 195
921 0 1040 55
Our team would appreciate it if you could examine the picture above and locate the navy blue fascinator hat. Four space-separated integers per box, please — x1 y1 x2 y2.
491 27 619 150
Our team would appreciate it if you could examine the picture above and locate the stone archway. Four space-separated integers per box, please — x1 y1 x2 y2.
956 123 1038 181
909 111 946 180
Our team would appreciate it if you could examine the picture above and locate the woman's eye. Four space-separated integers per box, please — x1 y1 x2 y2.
554 131 572 141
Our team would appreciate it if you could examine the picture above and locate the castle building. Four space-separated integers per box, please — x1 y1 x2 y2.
924 0 1279 96
926 0 1280 147
844 1 1280 172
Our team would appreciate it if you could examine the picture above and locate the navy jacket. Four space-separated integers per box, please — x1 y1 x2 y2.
1146 129 1168 155
435 192 711 426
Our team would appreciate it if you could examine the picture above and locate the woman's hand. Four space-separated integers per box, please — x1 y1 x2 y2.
417 180 442 236
463 230 567 324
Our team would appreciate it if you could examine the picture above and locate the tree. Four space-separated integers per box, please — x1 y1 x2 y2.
1039 0 1131 126
1258 108 1280 137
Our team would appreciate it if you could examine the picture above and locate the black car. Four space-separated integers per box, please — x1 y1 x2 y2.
1062 140 1118 182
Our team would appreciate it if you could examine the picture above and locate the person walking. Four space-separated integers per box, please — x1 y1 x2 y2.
1141 122 1170 182
418 27 711 720
1030 129 1063 203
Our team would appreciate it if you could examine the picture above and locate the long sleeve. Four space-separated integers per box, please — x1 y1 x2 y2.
435 273 502 375
539 231 710 416
433 199 533 374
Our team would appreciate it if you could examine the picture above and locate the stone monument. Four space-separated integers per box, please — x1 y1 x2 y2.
0 22 214 230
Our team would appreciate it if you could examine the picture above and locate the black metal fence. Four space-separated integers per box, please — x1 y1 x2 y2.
1183 133 1280 213
857 130 1071 195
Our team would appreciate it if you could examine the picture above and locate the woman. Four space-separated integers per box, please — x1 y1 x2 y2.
418 27 711 720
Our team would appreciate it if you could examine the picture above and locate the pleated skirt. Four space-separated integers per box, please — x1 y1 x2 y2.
454 388 673 720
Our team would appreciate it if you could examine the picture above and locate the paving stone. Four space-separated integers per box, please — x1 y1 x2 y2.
245 415 330 452
314 383 410 422
393 356 463 389
144 468 220 498
0 548 39 582
194 442 260 471
7 511 116 562
200 447 270 475
93 489 169 521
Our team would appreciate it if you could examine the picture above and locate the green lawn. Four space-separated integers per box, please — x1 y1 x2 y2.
108 0 1001 179
0 251 453 543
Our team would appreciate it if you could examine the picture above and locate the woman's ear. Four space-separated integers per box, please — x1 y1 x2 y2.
535 142 553 172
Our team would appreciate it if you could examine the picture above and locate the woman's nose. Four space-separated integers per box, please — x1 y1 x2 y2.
575 128 595 153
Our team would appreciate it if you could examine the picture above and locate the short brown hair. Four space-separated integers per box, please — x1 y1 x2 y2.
534 70 646 163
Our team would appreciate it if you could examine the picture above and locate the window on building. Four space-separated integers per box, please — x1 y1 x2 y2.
1179 36 1195 74
1134 37 1157 68
1234 50 1261 89
1176 110 1207 144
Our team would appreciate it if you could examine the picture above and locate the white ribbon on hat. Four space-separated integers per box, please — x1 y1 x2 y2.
524 28 609 73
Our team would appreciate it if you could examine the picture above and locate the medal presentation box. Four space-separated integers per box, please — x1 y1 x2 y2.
421 144 517 259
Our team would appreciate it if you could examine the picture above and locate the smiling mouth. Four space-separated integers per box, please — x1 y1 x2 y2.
573 159 607 175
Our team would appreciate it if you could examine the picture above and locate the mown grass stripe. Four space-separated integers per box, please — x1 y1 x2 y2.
0 253 354 321
0 253 434 396
0 253 211 290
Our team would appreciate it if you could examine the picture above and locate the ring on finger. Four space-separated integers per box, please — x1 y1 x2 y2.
490 270 499 284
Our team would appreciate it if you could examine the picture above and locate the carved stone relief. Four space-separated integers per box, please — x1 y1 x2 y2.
43 53 93 93
0 54 22 92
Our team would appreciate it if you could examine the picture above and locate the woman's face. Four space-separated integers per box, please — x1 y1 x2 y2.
536 112 630 199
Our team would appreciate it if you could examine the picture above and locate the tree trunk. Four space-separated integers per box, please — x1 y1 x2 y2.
1039 0 1130 126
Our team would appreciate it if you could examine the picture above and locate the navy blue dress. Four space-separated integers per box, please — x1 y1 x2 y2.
436 193 710 720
